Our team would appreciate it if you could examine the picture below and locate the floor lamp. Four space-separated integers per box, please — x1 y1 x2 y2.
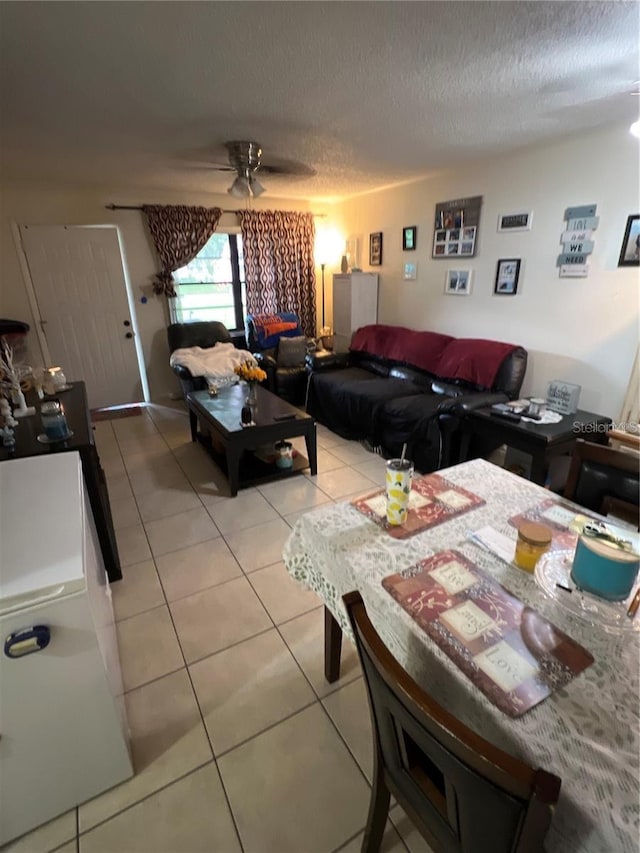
320 262 327 329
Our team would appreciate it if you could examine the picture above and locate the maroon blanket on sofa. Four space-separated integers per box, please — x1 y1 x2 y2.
436 338 518 389
350 324 518 390
350 325 453 374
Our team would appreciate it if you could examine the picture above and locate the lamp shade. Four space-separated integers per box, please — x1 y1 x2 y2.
228 176 250 198
250 175 265 197
315 227 343 266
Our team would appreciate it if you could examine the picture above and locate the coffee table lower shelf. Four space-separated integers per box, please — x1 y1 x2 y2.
196 431 310 493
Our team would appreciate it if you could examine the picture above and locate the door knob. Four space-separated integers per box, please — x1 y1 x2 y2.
123 320 131 327
125 332 133 339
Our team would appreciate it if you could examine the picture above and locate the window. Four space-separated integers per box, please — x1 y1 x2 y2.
172 232 245 330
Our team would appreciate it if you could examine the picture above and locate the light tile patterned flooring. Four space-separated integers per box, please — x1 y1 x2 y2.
5 404 434 853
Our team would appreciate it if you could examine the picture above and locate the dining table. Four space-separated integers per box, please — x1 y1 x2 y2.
282 458 639 853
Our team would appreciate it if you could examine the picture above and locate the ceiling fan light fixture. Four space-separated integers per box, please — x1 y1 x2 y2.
250 175 265 197
228 175 250 198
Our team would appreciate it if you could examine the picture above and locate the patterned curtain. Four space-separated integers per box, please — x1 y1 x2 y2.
143 205 222 297
239 210 316 336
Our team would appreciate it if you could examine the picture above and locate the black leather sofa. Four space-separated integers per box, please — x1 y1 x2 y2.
167 321 234 400
306 324 527 473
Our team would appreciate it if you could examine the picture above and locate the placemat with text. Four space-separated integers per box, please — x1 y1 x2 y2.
382 549 594 716
508 498 592 552
352 473 485 539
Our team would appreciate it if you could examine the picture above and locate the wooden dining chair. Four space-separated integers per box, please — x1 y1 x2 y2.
563 439 639 528
343 591 561 853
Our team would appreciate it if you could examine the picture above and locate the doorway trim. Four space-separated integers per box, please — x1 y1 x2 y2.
10 221 51 365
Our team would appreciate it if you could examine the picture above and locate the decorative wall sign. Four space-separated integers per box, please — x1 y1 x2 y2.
402 226 417 251
403 262 417 280
618 215 640 267
444 269 472 295
369 232 382 266
497 211 533 232
494 259 521 295
433 196 482 258
546 380 581 415
558 204 598 277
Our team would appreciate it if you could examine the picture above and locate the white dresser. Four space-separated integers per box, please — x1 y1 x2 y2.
0 452 133 845
332 272 379 351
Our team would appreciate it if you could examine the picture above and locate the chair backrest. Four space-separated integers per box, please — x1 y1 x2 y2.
167 321 231 353
343 591 561 853
564 439 640 521
245 312 303 352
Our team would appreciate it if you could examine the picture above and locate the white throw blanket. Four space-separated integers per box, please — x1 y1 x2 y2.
170 343 257 382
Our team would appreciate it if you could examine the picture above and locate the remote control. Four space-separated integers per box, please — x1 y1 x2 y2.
490 410 521 423
274 413 296 421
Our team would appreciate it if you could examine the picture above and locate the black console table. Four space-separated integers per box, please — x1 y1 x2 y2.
459 407 612 486
0 382 122 581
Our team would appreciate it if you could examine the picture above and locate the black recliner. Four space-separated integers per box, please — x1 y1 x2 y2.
167 321 232 400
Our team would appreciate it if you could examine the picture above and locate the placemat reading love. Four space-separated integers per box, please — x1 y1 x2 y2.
383 549 594 716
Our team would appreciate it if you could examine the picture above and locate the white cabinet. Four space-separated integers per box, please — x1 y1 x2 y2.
332 273 379 351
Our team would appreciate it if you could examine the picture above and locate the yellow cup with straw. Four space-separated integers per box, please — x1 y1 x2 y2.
385 443 413 526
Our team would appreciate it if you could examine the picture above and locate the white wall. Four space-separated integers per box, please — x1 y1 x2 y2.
0 187 321 401
328 124 640 419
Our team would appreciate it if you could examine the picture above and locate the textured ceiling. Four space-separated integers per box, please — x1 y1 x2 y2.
0 1 638 201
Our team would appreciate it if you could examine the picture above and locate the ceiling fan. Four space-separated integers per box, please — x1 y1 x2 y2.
196 140 315 198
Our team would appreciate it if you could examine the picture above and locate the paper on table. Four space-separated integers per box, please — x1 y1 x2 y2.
469 525 516 564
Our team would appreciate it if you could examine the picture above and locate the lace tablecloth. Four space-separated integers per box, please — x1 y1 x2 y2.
283 459 639 853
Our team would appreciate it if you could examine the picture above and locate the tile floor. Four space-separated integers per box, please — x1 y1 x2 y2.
5 403 434 853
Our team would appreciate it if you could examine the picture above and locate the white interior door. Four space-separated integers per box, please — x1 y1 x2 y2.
19 225 143 409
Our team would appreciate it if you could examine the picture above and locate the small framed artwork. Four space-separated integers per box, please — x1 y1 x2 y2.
403 262 417 280
369 232 383 266
402 226 417 251
618 214 640 266
494 259 521 295
497 211 533 232
444 269 472 296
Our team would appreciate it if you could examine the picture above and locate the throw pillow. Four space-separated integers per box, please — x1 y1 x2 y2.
277 336 307 367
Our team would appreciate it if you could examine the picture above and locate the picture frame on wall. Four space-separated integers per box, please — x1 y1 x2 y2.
433 196 482 259
444 269 472 296
494 258 521 295
618 214 640 267
369 232 383 266
497 211 533 232
403 262 417 280
402 226 417 251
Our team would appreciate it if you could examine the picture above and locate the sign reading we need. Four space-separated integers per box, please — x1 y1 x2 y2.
557 204 598 278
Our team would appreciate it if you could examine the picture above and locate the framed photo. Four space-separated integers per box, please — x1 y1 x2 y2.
402 226 417 251
369 232 383 266
494 258 521 295
433 196 482 259
403 262 417 280
497 211 533 232
618 214 640 267
444 269 472 296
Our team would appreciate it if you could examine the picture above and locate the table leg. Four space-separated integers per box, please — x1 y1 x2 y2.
530 452 548 486
458 424 472 463
226 445 241 497
305 426 318 476
189 409 197 442
324 606 343 683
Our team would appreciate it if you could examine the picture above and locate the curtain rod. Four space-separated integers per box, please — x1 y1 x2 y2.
105 203 325 217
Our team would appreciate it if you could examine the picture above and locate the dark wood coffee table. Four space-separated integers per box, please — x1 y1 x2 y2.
459 406 612 485
187 385 317 496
